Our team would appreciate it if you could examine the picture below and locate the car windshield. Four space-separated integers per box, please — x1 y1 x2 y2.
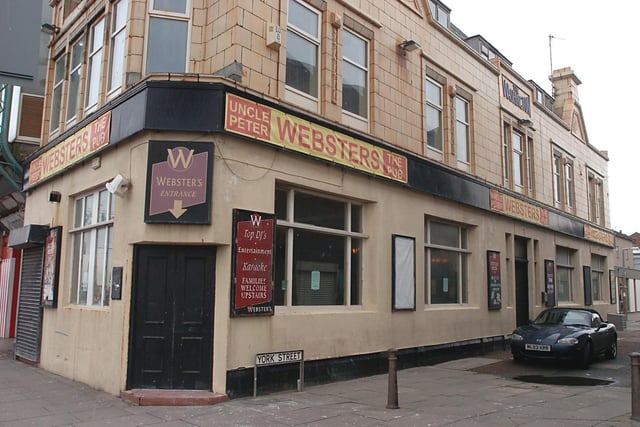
533 310 591 327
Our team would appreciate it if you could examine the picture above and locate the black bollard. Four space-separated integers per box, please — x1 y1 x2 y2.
631 353 640 421
387 348 399 409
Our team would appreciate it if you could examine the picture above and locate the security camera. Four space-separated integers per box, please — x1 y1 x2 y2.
105 174 129 196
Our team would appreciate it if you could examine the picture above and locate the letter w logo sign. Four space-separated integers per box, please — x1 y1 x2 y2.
250 214 262 227
166 147 195 170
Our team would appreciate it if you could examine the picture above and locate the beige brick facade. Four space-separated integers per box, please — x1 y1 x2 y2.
20 0 620 398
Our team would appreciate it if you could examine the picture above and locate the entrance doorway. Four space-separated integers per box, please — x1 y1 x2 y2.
128 245 215 390
514 238 529 327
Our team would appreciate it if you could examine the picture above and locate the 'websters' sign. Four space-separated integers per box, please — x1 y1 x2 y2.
224 93 408 183
28 112 111 187
231 209 275 317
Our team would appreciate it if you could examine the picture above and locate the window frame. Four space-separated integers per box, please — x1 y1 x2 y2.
425 77 444 152
424 218 470 305
454 95 470 164
526 136 535 194
552 149 575 212
587 171 605 225
511 130 524 187
503 120 535 195
50 53 67 133
274 187 366 308
70 189 115 308
145 0 191 75
428 0 450 26
65 35 85 125
341 27 369 120
285 0 321 107
591 254 605 302
108 0 129 97
85 16 106 113
556 246 574 303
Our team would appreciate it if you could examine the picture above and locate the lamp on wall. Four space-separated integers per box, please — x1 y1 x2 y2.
105 174 129 196
518 118 534 128
49 191 61 203
40 23 60 35
399 39 421 53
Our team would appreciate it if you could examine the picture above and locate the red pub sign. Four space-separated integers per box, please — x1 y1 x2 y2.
231 209 275 316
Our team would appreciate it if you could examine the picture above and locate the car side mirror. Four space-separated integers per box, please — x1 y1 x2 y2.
598 322 608 330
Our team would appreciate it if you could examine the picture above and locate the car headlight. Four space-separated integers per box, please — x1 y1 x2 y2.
557 337 579 345
511 333 523 341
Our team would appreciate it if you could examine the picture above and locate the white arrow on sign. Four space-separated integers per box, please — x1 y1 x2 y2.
169 200 187 218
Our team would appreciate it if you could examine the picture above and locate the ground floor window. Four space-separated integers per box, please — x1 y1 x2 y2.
274 187 364 306
70 189 114 307
556 246 574 303
591 254 605 302
425 218 469 304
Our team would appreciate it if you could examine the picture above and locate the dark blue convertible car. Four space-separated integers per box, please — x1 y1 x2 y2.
510 307 617 369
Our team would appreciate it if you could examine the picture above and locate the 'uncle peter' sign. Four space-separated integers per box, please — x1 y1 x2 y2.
231 209 275 317
145 141 213 224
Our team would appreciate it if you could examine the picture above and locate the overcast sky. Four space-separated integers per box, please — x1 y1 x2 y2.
441 0 638 235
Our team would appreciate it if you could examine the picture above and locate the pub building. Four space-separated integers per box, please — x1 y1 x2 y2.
10 0 625 402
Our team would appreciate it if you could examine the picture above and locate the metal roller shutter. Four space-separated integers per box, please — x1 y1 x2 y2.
14 247 44 362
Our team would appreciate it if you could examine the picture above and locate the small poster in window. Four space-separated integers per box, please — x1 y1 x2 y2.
42 226 62 308
544 259 556 307
609 270 617 305
310 271 321 290
487 250 501 310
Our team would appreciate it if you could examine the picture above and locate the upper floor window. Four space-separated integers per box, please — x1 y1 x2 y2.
50 55 66 133
455 95 470 163
552 150 575 212
70 189 115 307
564 161 574 208
425 219 469 305
526 137 534 193
274 187 364 307
480 43 496 60
342 28 368 119
503 121 534 195
146 0 190 73
63 0 82 20
428 0 450 26
426 78 443 151
588 172 605 225
85 18 105 113
286 0 320 99
66 37 85 124
109 0 129 94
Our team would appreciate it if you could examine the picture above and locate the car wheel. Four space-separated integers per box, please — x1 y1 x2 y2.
580 341 592 369
606 339 618 360
513 353 524 363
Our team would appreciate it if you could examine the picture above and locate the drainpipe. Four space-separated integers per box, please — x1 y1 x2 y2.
0 84 25 194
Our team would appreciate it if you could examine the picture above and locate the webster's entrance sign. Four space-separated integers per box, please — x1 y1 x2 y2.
145 141 213 224
224 93 408 183
231 209 275 317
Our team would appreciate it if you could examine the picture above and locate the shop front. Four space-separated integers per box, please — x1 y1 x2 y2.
16 80 617 398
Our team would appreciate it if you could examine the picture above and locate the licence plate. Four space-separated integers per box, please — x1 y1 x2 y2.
525 343 551 352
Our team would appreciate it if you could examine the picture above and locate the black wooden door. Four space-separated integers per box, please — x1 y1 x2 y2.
129 245 215 390
515 260 529 327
